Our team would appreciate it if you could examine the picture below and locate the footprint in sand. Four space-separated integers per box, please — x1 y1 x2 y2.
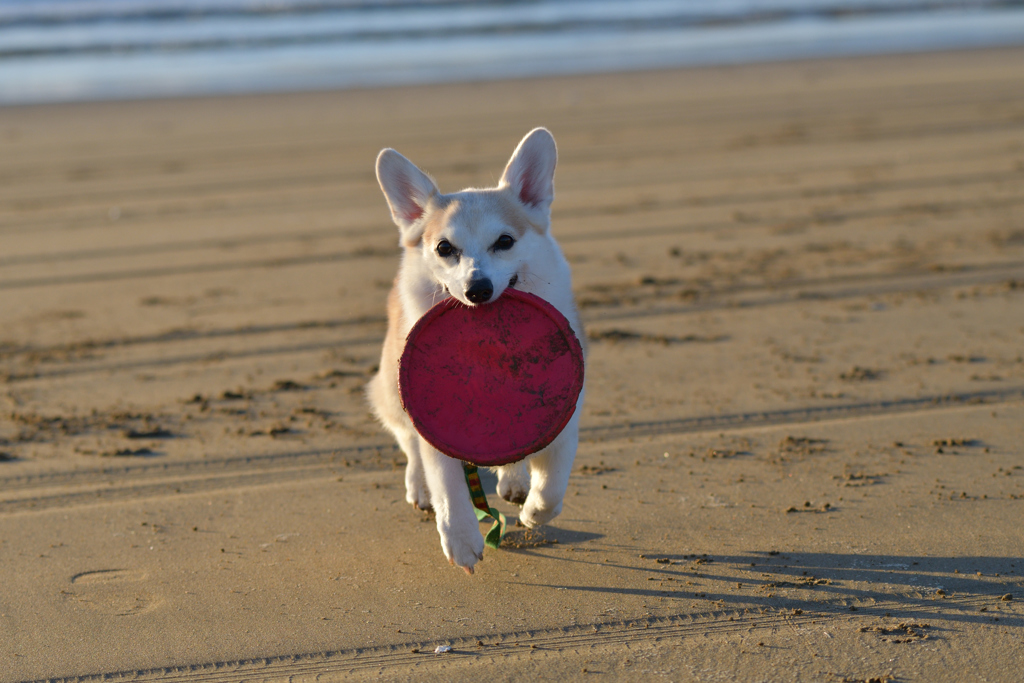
64 569 162 616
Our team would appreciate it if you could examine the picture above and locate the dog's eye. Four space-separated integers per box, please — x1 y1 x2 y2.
493 234 515 252
436 240 455 258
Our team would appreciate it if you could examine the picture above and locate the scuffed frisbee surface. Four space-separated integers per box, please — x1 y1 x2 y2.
399 289 584 466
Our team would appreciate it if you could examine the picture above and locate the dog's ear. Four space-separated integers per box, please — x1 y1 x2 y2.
376 149 440 243
500 128 557 215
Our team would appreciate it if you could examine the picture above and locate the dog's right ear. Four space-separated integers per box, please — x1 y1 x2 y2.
376 149 440 244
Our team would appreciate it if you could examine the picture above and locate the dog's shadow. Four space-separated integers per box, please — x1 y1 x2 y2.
500 525 603 550
474 467 604 549
533 550 1024 629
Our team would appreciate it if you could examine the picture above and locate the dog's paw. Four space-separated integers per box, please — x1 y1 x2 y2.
438 519 484 574
496 462 530 506
406 488 432 511
500 487 527 506
405 467 431 510
520 496 562 528
497 478 528 506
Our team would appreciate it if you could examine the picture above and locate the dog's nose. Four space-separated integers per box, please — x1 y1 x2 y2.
465 278 493 304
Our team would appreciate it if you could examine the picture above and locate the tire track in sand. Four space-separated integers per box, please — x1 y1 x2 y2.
24 594 1000 683
2 386 1021 514
3 261 1022 383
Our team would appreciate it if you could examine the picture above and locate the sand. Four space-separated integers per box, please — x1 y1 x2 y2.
1 47 1023 682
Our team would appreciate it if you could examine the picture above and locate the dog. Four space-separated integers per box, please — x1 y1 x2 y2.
366 128 584 574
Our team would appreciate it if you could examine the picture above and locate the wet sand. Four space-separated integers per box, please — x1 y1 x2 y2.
1 47 1023 682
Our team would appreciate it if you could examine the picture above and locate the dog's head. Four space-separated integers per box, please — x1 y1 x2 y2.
375 128 557 306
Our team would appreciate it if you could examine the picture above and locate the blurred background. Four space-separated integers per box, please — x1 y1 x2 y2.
3 0 1024 105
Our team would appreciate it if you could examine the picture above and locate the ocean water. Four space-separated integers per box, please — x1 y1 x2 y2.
2 0 1024 105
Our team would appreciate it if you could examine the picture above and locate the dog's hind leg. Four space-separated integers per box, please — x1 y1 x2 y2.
419 439 485 573
395 427 431 510
366 373 431 511
496 461 530 506
520 406 581 528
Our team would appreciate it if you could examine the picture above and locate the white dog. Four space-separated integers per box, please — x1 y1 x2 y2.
366 128 584 574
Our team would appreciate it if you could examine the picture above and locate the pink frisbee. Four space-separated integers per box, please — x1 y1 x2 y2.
399 289 585 467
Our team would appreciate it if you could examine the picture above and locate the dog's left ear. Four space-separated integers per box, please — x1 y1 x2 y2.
500 128 557 216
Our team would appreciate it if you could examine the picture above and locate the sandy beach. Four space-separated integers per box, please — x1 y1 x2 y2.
1 46 1023 681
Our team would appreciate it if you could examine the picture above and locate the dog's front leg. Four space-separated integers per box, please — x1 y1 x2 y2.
520 407 581 528
419 438 484 574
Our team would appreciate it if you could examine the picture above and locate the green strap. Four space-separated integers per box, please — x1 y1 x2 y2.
463 463 507 549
